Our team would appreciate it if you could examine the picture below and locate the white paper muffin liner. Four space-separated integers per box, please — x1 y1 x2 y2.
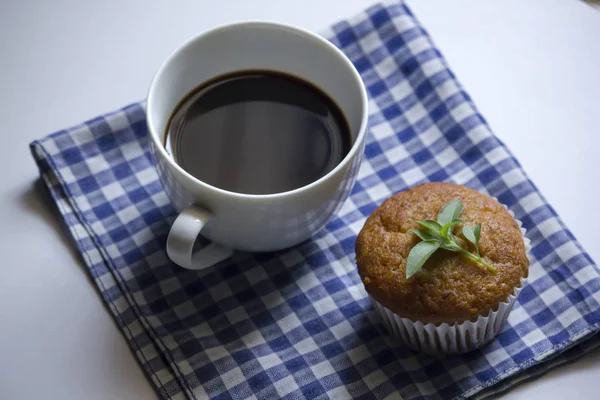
370 202 531 354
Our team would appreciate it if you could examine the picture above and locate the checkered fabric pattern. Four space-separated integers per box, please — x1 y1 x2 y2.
30 1 600 399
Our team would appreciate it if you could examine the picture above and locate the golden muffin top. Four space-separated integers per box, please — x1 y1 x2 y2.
356 182 529 324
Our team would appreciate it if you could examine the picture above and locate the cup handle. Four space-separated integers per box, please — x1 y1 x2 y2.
166 204 233 270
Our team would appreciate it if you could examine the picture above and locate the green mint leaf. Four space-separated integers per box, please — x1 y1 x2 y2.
462 225 476 243
474 223 481 243
408 199 494 275
410 229 429 241
437 199 464 226
440 220 461 238
416 219 442 233
440 243 459 252
410 228 441 242
406 240 441 279
446 223 459 243
462 223 482 255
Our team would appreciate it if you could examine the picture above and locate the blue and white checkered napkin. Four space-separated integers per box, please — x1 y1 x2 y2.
30 2 600 399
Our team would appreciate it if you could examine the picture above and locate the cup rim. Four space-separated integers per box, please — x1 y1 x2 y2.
146 20 369 200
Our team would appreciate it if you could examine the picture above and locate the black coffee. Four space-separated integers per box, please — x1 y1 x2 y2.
165 71 351 195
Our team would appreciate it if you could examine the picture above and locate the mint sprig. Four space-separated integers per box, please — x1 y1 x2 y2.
406 199 496 279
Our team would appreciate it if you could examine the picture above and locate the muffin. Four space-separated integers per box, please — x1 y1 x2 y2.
356 182 529 353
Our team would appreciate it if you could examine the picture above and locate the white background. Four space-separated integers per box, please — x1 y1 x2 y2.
1 0 599 398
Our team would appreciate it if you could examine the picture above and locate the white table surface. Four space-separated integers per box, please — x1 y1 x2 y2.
1 0 599 398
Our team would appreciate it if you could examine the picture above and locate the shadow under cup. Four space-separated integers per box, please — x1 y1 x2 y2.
146 22 368 267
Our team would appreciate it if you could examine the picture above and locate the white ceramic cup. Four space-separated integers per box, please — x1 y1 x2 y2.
147 22 368 270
